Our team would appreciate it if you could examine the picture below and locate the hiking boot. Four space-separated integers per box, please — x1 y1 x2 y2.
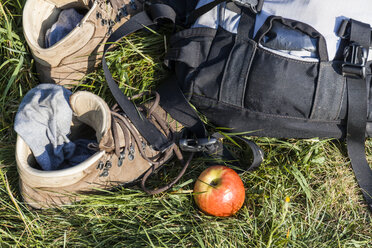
23 0 143 87
16 91 184 209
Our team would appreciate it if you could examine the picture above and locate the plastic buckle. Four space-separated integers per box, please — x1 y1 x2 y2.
179 137 218 152
232 0 263 13
342 42 368 79
337 19 350 39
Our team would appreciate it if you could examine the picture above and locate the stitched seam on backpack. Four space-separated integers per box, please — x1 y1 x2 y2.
192 94 342 123
257 47 320 65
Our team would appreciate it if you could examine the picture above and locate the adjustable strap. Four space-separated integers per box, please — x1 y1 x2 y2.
157 75 208 139
232 135 264 171
209 133 264 172
103 8 176 151
341 19 372 211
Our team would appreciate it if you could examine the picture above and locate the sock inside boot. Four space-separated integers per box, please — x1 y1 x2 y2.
14 85 99 171
27 123 97 171
57 123 97 170
44 8 87 48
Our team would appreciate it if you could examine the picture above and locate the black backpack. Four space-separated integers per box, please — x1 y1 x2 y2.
102 0 372 211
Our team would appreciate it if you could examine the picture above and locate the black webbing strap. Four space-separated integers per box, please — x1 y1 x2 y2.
103 9 175 151
185 0 228 26
237 136 264 171
342 19 372 211
157 75 208 138
209 133 264 172
237 4 258 41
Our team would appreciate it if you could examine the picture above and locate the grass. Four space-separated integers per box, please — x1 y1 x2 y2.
0 0 371 247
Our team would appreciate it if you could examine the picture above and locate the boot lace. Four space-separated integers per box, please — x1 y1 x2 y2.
92 92 193 194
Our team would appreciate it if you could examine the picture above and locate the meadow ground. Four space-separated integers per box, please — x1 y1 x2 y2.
0 1 371 247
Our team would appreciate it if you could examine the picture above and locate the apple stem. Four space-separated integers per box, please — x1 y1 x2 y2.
210 179 220 187
197 179 218 189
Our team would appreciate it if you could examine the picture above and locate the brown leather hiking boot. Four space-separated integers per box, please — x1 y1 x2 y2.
16 91 186 209
23 0 143 87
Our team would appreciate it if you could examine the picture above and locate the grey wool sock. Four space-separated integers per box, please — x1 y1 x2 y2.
14 84 75 171
45 8 84 48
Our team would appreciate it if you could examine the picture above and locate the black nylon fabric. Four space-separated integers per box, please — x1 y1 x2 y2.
310 62 346 120
165 27 216 76
171 14 372 138
192 27 235 100
192 94 347 139
245 47 319 118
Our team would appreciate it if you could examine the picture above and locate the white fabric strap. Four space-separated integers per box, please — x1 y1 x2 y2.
192 0 240 33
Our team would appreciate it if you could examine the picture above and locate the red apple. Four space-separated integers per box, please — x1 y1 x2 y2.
193 165 245 217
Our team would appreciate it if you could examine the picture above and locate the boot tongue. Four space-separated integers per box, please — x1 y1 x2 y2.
112 120 131 149
69 91 112 143
70 91 136 153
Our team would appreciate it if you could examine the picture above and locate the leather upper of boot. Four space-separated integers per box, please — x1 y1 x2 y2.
22 0 144 85
16 90 183 208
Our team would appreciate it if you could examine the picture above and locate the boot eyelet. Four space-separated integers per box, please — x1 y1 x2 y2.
96 161 104 170
105 161 112 169
128 144 135 161
118 151 125 167
129 144 135 153
118 158 124 167
99 169 109 177
101 19 108 26
119 151 125 160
